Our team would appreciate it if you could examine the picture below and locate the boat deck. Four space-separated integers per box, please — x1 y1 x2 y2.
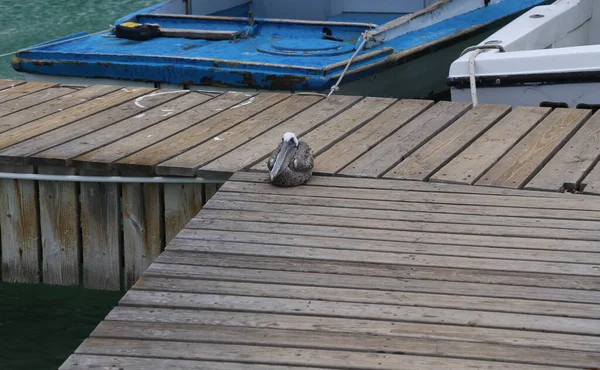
0 81 599 194
60 171 600 369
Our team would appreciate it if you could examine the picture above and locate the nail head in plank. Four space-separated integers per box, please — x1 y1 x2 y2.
384 104 511 181
477 108 593 189
339 101 472 178
71 91 254 171
115 93 288 174
314 99 434 174
197 95 362 177
0 164 41 283
32 91 209 167
155 94 321 176
0 87 155 152
0 85 121 135
0 82 57 104
39 166 81 286
250 97 396 172
526 109 600 192
432 106 551 185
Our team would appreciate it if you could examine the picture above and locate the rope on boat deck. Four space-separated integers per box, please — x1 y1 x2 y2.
326 30 372 98
459 44 505 107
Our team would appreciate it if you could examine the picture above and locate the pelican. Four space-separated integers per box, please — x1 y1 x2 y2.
267 132 313 187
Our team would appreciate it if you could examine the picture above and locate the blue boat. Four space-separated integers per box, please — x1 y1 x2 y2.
12 0 551 98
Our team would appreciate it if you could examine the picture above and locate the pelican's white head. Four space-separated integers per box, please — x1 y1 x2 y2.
282 132 298 146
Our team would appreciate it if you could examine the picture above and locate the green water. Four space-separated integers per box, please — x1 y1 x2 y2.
0 0 161 79
0 282 123 369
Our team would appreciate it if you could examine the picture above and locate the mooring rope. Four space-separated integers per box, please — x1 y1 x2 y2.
459 44 505 107
326 30 372 98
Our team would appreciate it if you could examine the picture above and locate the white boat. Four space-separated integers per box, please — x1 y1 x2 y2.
448 0 600 108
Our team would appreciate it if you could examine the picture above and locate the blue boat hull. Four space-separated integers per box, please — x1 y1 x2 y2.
13 0 550 97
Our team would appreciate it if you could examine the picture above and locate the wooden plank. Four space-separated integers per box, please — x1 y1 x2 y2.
477 108 593 188
526 110 600 191
177 227 599 264
75 338 571 370
31 91 211 166
314 99 434 174
0 82 56 104
432 106 551 185
154 249 600 290
218 180 600 212
0 85 120 134
0 85 79 118
0 164 40 283
198 95 362 177
582 162 600 195
250 97 397 172
165 238 599 276
116 93 291 174
108 306 600 353
38 167 80 286
146 261 600 304
154 95 321 176
229 171 585 199
212 191 600 224
2 89 186 164
383 104 511 181
60 355 321 370
135 276 600 318
122 179 163 290
91 321 600 368
0 80 25 91
206 196 600 231
204 183 218 202
71 92 259 171
80 170 121 290
119 290 600 335
164 183 204 245
187 218 599 254
0 88 154 151
338 101 471 178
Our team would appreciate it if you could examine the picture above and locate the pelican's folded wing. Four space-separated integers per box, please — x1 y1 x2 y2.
292 141 314 172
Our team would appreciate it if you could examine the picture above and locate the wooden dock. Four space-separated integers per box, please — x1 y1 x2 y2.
1 81 599 369
60 172 600 369
0 81 598 193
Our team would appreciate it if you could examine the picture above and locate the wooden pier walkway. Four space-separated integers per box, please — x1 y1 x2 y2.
0 81 598 194
1 81 599 369
60 172 600 369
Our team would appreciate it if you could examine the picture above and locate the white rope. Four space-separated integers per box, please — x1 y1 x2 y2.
0 29 111 59
459 44 505 107
326 30 371 98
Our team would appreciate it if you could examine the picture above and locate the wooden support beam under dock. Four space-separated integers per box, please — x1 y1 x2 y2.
60 172 600 369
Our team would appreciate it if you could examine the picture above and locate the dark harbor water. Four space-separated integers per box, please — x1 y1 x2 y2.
0 282 123 369
0 3 155 368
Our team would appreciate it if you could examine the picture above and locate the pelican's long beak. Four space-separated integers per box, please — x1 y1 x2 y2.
270 140 297 181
